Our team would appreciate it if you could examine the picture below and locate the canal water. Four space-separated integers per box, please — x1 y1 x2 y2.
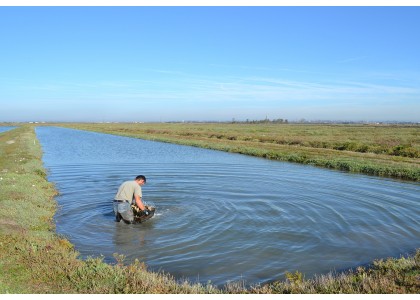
35 126 420 286
0 126 17 133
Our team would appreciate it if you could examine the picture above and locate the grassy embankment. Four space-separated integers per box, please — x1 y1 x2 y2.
0 125 419 293
59 122 420 181
0 125 219 293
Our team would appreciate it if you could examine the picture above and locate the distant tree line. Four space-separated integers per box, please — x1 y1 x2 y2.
233 118 288 124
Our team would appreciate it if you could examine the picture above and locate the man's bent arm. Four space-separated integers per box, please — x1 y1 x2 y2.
135 195 146 210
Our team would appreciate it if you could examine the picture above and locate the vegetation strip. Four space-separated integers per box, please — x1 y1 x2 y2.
58 122 420 181
0 126 218 293
0 125 419 293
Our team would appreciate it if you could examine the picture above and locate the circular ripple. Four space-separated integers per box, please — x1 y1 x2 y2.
36 126 420 286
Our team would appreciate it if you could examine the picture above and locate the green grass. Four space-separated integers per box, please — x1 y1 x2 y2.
56 122 420 181
0 125 419 293
0 125 219 293
0 125 58 292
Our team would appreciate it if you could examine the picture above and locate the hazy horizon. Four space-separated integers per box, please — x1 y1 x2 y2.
1 6 419 123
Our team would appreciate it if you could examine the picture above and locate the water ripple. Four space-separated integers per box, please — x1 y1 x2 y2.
36 126 420 286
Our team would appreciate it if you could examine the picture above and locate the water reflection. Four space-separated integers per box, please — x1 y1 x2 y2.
36 126 420 286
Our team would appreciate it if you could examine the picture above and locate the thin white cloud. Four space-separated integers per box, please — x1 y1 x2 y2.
6 71 419 105
1 68 419 122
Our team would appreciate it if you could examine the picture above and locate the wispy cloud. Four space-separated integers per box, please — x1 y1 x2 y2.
1 68 419 122
134 73 420 105
4 70 419 105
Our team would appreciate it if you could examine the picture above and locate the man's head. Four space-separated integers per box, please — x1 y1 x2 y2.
135 175 146 185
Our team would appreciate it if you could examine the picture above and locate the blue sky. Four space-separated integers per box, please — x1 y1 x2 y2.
0 6 419 122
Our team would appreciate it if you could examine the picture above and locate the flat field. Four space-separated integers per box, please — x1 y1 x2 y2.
58 122 420 181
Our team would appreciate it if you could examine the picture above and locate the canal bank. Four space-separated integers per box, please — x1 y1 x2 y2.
36 126 420 286
0 125 419 293
56 122 420 181
0 126 218 293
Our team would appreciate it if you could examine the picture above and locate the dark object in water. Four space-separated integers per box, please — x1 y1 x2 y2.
131 205 155 223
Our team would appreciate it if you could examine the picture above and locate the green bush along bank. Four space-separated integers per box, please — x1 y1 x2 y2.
0 125 418 293
58 123 420 181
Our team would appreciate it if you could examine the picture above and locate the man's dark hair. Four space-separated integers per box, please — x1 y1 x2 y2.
135 175 146 182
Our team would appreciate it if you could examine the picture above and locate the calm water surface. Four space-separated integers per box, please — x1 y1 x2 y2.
0 126 17 133
36 126 420 286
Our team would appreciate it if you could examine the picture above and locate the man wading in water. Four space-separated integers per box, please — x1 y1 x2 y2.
113 175 149 224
